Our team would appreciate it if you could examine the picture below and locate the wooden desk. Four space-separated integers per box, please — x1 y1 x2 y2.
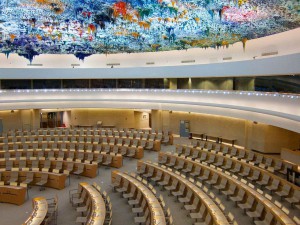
80 182 106 225
1 171 66 190
135 147 144 159
0 185 26 205
153 140 161 151
159 152 297 225
139 161 229 225
112 171 166 225
23 197 48 225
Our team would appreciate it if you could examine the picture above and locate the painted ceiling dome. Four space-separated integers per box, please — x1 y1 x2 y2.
0 0 299 61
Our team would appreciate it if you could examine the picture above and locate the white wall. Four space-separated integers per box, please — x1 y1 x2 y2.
0 89 299 133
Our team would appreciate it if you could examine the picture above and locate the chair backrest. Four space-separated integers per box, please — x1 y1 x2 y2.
41 173 49 181
56 161 63 169
10 171 18 180
105 155 112 163
78 163 84 171
67 162 74 171
44 160 51 168
26 172 34 180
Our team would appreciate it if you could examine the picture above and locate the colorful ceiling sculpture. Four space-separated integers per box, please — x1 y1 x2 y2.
0 0 299 62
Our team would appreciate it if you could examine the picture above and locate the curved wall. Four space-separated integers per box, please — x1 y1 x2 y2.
0 89 299 133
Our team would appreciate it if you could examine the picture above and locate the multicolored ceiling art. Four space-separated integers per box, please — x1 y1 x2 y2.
0 0 299 62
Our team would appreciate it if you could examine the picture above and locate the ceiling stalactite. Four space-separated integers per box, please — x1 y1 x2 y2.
0 0 299 62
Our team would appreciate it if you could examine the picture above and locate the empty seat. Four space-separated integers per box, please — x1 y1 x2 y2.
166 157 176 168
265 179 280 194
165 179 179 193
191 150 199 160
172 182 186 198
275 183 291 200
222 183 237 199
237 150 246 160
230 188 246 206
151 170 163 183
213 157 224 167
230 163 242 174
73 164 84 177
238 195 255 213
9 171 19 184
174 159 185 171
22 172 34 186
103 155 112 167
190 203 206 221
199 152 207 162
206 155 215 164
257 174 270 187
215 178 228 193
184 197 200 212
190 166 201 179
246 202 264 220
182 162 193 174
198 170 210 183
206 173 219 187
246 152 255 162
143 167 154 180
248 170 260 182
286 190 300 207
222 159 233 170
238 166 251 178
230 147 237 157
254 211 274 225
36 173 48 191
145 141 154 150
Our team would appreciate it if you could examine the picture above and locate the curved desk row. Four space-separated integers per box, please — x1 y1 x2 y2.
175 145 300 200
159 152 296 225
0 139 160 152
23 197 48 225
0 158 98 178
138 161 230 225
79 182 107 225
112 170 166 225
0 171 66 190
0 135 166 147
188 140 297 175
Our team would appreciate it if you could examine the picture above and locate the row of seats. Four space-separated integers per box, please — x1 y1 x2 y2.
159 152 298 225
0 139 157 151
0 158 98 178
0 170 66 190
2 128 170 137
137 161 230 225
0 133 169 144
175 145 300 205
188 140 295 175
69 182 111 225
0 147 130 164
111 170 170 225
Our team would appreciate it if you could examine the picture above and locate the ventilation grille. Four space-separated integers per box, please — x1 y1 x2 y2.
71 64 80 67
146 62 155 65
27 64 43 66
261 51 278 57
107 63 120 66
181 60 195 63
223 57 232 61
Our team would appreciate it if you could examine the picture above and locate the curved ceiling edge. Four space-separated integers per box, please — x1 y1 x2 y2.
0 53 300 79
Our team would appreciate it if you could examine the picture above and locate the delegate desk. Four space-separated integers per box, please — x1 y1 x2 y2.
80 182 106 225
139 161 230 225
112 171 166 225
23 197 48 225
0 185 26 205
159 152 297 225
1 171 66 190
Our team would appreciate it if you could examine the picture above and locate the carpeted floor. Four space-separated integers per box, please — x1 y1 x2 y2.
0 137 294 225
